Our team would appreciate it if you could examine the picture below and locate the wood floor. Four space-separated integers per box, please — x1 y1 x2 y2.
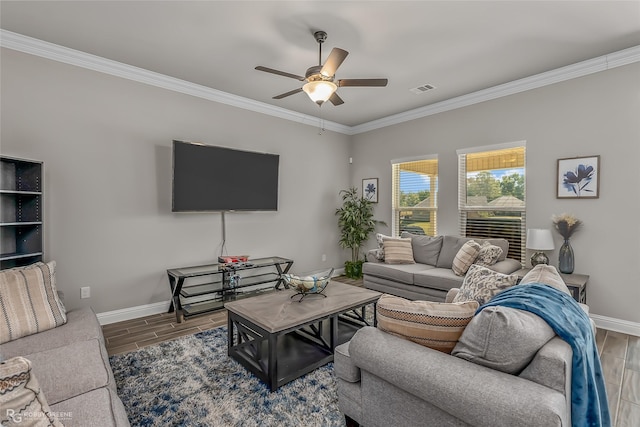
103 276 640 426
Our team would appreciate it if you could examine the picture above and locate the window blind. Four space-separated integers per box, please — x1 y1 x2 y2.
458 145 526 262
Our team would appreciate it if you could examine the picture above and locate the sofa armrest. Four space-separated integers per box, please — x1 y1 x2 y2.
349 327 567 427
486 258 522 274
445 288 459 303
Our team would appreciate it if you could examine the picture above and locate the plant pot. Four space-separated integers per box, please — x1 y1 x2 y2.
344 260 364 279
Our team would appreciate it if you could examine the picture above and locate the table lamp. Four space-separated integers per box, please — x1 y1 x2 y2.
526 229 555 266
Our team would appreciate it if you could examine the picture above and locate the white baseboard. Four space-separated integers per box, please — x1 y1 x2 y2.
100 280 640 337
96 270 352 325
97 301 171 325
591 314 640 337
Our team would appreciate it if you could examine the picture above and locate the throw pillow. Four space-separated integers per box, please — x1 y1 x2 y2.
0 356 64 426
452 306 556 374
0 261 67 344
451 240 481 276
382 237 415 264
520 264 572 296
474 242 503 267
377 294 478 353
374 233 391 261
452 264 518 305
400 232 443 266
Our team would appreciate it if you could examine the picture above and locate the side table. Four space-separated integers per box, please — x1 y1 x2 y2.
514 268 588 304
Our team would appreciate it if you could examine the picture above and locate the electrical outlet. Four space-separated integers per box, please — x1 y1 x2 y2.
80 287 91 299
322 254 327 262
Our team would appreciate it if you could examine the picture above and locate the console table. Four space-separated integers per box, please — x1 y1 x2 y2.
515 268 588 304
167 256 293 322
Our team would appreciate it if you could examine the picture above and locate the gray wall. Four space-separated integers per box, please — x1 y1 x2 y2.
350 63 640 323
1 48 351 312
2 45 639 325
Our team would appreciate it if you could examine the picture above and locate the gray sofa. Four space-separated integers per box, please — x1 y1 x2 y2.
363 234 522 301
336 264 598 427
2 306 130 426
335 326 573 427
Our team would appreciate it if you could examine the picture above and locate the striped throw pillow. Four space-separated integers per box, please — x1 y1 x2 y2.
452 240 481 276
382 237 415 264
377 294 479 353
0 261 67 344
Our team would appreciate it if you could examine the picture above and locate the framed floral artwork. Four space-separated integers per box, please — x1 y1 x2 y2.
557 155 600 199
362 178 378 203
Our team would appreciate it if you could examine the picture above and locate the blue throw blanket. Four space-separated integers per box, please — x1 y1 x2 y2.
480 283 610 427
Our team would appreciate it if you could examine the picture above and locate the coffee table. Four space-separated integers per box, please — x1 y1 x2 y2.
225 281 381 391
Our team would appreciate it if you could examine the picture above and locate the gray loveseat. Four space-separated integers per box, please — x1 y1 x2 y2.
2 306 131 426
364 234 522 301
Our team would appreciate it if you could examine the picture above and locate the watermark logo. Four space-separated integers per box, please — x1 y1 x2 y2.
5 409 72 423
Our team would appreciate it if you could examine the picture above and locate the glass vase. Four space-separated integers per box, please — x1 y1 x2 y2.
558 239 574 274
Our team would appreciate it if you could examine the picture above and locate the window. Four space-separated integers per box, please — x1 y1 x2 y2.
392 156 438 236
457 143 526 262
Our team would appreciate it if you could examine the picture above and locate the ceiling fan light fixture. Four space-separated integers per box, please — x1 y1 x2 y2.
302 80 337 105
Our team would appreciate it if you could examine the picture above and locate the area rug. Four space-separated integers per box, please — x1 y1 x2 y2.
109 326 346 427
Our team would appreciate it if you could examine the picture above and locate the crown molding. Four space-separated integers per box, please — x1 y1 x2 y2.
0 30 351 135
351 44 640 135
2 30 638 136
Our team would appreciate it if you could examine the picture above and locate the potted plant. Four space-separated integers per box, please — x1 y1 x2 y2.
335 187 385 279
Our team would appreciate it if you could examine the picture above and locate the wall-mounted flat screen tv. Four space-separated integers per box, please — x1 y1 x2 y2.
172 140 279 212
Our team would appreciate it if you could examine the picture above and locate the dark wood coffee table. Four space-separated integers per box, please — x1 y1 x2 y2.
225 281 381 391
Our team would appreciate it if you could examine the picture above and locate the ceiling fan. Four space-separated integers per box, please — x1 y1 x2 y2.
255 30 388 106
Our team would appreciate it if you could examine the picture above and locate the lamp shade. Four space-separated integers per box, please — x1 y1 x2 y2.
526 229 555 251
302 80 337 104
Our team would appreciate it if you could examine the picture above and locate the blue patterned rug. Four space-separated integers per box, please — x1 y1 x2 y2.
109 326 346 427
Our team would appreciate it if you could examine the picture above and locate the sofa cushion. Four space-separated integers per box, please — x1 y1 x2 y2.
452 240 481 276
401 232 443 266
382 237 415 264
0 261 67 344
520 264 571 296
363 262 432 285
486 258 522 275
474 242 503 267
0 356 64 426
452 264 518 305
24 338 113 405
452 306 556 374
413 268 464 292
436 236 471 268
1 307 103 359
376 294 478 353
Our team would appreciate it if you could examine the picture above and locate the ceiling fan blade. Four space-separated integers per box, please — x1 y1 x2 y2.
255 66 305 81
272 88 303 99
338 78 388 87
320 48 348 77
329 92 344 106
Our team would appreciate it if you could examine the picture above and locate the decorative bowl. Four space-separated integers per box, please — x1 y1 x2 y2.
283 268 334 298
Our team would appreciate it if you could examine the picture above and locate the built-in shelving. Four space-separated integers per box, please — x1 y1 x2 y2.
1 156 44 269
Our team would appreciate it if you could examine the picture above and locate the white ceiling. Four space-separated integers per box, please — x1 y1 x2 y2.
2 1 639 127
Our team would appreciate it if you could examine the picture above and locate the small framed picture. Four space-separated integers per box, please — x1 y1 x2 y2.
557 155 600 199
362 178 378 203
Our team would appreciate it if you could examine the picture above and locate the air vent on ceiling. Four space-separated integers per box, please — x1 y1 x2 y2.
410 84 436 95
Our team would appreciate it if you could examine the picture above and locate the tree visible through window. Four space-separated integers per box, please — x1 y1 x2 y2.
458 145 526 262
392 157 438 236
